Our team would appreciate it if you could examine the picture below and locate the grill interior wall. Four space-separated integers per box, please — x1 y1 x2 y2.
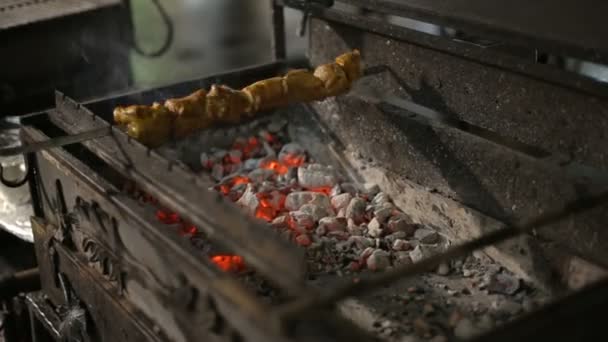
307 16 608 286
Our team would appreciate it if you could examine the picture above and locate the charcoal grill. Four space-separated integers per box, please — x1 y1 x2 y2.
6 0 608 341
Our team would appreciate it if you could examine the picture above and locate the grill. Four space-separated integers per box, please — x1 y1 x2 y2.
7 0 608 341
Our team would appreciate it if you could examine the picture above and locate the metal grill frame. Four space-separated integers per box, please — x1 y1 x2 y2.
15 1 608 341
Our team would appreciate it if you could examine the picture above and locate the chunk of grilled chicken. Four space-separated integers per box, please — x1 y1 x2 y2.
113 103 173 147
164 89 211 139
113 49 363 147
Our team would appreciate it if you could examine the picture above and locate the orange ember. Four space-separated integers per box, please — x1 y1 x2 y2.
142 193 245 274
211 255 246 272
281 153 306 167
156 210 180 225
263 132 276 143
219 184 231 195
308 186 333 195
255 193 279 221
180 223 198 236
260 159 289 175
255 206 275 221
232 176 250 185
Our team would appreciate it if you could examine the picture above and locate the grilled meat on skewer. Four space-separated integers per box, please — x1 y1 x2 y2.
113 50 362 147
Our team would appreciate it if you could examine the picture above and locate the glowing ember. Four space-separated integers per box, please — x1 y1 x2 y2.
262 131 276 143
179 223 198 237
255 206 275 222
260 159 289 175
156 210 180 225
219 184 231 195
232 176 251 185
137 192 246 273
281 153 306 167
211 255 246 272
307 186 333 195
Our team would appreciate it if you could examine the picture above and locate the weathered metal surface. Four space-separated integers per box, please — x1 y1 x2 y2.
285 0 608 64
0 0 121 30
0 1 132 116
30 217 168 342
24 125 290 342
308 18 608 264
310 19 608 172
472 278 608 342
0 127 33 241
293 5 608 99
23 108 375 342
45 63 310 294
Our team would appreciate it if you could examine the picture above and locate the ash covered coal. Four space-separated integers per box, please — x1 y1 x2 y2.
192 117 451 277
150 115 549 341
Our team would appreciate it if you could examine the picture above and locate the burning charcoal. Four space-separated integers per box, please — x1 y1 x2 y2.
414 228 439 244
277 167 297 183
285 191 330 211
331 193 352 210
279 142 304 160
363 183 380 197
248 168 275 183
243 158 262 171
225 163 243 175
345 197 366 223
258 181 276 193
392 239 411 251
236 184 259 216
289 211 315 232
200 152 213 169
297 164 337 189
394 251 412 266
487 273 521 295
367 217 383 238
387 214 417 236
300 203 330 222
347 236 374 249
211 163 224 181
262 141 276 158
318 217 347 232
367 249 391 271
295 234 312 247
212 149 227 160
374 206 393 224
228 150 243 164
271 215 289 228
330 185 342 197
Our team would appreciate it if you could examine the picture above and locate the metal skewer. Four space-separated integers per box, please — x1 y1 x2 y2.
0 127 111 157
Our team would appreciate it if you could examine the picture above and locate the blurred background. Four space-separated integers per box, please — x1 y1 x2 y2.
129 0 306 89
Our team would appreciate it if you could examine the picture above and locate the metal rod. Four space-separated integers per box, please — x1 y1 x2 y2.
0 127 111 157
276 190 608 317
